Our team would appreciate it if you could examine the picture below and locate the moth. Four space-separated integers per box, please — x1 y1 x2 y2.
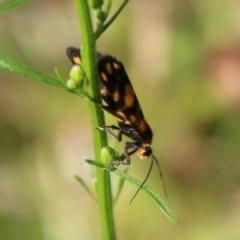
66 47 166 199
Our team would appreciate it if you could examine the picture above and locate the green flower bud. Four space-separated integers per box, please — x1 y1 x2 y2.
88 0 103 9
95 9 106 22
66 79 77 89
67 65 85 89
70 65 84 82
100 147 116 165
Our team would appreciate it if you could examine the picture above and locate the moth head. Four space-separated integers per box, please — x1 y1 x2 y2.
137 143 152 159
130 146 167 204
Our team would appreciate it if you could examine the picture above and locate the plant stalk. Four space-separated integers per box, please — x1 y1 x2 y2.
74 0 116 239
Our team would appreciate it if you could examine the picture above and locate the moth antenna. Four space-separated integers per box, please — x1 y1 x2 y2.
129 157 154 204
152 154 167 198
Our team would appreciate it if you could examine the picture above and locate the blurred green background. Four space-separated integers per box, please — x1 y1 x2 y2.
1 0 240 239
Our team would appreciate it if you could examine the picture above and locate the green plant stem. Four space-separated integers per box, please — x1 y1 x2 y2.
74 0 116 239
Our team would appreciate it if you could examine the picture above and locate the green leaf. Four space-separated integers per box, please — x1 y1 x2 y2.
54 67 66 86
84 159 97 178
74 175 97 202
85 159 107 168
0 0 31 15
113 168 128 205
85 159 178 222
95 0 129 39
0 54 91 100
113 169 179 223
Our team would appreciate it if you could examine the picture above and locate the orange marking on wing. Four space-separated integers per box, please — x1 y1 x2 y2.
113 62 121 69
129 114 137 123
105 62 112 75
116 111 128 122
73 56 82 65
138 120 148 133
124 84 135 108
113 90 120 102
101 72 108 82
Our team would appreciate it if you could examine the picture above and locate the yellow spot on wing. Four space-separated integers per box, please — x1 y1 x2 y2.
124 84 135 108
105 62 112 75
116 111 128 122
73 56 82 65
129 114 136 123
113 90 120 102
101 86 110 96
101 72 108 82
113 62 121 69
138 120 147 133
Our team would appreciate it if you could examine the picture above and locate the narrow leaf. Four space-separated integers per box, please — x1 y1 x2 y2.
0 0 31 15
54 67 66 86
84 159 96 178
95 0 129 39
113 169 178 223
85 159 178 222
85 159 106 168
113 168 128 205
74 175 97 202
0 54 90 100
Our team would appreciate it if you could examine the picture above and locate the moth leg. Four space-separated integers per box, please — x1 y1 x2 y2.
114 142 139 165
96 125 123 141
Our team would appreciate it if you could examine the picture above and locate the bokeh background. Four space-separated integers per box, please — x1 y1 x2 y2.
1 0 240 239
